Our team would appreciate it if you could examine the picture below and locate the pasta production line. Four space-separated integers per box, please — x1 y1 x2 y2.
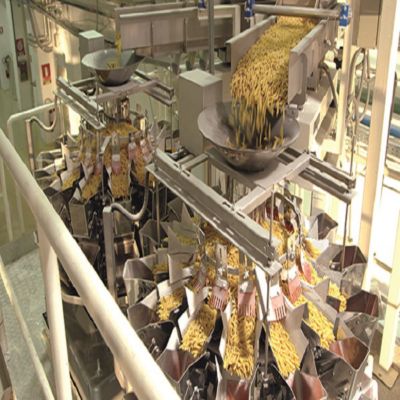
5 0 388 399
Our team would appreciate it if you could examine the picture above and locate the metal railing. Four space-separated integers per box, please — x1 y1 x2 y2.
0 127 179 400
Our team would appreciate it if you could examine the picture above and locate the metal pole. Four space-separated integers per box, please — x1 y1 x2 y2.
0 129 179 400
0 256 55 400
253 4 340 19
103 206 117 300
0 157 12 241
359 0 400 274
208 0 215 74
337 0 355 157
37 227 72 400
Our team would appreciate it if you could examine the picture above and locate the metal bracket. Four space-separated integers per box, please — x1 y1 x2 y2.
148 150 277 273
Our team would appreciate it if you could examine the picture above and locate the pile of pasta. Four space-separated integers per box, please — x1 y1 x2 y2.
294 294 335 349
230 17 316 148
223 289 256 379
269 321 300 378
157 288 185 321
81 174 102 201
61 169 81 190
180 303 217 357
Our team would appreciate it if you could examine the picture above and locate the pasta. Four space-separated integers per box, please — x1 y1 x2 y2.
180 303 217 357
152 263 168 275
62 169 80 190
223 289 256 379
157 288 185 321
81 174 101 201
230 17 316 148
294 295 335 349
269 321 300 378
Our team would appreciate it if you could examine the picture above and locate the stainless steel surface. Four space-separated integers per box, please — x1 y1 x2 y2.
0 128 179 400
253 4 340 19
226 16 276 73
149 149 278 269
116 5 240 57
82 49 144 86
198 102 300 172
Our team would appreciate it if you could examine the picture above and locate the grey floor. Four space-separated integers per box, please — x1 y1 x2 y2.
0 249 399 399
0 249 53 400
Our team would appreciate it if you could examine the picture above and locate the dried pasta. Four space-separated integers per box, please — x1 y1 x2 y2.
230 17 316 148
180 303 217 357
224 289 256 379
269 321 300 378
157 288 185 321
62 169 80 190
81 174 101 201
152 263 168 275
294 295 335 349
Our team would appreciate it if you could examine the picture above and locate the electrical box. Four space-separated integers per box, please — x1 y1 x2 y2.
352 0 382 49
79 30 104 78
178 70 222 156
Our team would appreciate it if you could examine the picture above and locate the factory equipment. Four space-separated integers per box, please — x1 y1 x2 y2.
14 0 383 398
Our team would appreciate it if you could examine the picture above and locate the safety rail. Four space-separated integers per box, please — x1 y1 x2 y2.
0 128 179 400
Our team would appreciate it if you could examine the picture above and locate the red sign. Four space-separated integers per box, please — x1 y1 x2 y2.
15 38 25 56
41 63 52 85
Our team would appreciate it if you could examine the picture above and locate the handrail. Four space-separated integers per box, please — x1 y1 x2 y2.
0 128 179 400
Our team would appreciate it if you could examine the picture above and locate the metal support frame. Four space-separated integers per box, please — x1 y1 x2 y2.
149 146 355 271
337 0 355 156
359 0 400 272
37 226 72 400
103 206 118 300
379 211 400 370
0 128 179 400
253 4 340 19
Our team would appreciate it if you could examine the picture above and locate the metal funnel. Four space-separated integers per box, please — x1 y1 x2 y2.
82 49 144 86
198 102 300 172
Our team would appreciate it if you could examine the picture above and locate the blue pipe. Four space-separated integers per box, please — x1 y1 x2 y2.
361 115 400 139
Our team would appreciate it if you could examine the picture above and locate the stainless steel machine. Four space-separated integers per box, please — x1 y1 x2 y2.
25 0 382 399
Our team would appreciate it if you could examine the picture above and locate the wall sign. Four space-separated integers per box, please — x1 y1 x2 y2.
41 63 51 85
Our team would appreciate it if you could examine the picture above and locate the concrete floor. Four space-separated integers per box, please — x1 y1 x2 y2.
0 249 53 400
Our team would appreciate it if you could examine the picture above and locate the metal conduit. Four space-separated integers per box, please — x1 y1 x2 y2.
0 128 179 400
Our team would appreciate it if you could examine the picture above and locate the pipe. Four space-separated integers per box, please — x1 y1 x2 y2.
208 0 215 74
319 62 338 109
7 103 55 234
110 174 150 222
0 256 55 400
25 98 58 173
253 4 340 19
0 128 179 400
37 227 72 400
